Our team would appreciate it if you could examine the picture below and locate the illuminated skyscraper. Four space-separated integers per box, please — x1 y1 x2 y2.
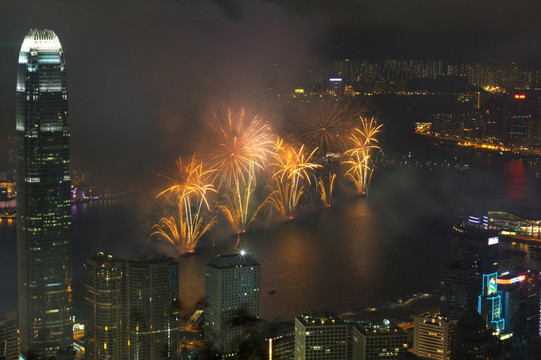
83 253 124 360
478 272 505 332
16 29 72 359
204 253 261 356
125 256 179 360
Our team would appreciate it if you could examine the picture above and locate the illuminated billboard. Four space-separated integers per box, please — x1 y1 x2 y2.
488 236 499 246
497 275 526 285
329 78 342 82
481 273 498 296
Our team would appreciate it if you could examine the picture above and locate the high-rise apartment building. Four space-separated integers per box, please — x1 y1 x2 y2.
294 311 349 360
352 323 407 360
83 254 179 360
125 256 179 360
16 29 72 359
413 314 456 360
204 253 261 357
83 253 124 360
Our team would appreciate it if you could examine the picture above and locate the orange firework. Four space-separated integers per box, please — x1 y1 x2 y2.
208 108 274 233
343 116 382 195
208 108 273 188
150 156 216 254
318 173 336 208
266 138 321 218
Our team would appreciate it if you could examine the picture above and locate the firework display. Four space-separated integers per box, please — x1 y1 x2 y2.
285 99 360 157
150 156 216 253
342 117 383 195
150 107 382 253
318 173 336 208
208 108 274 233
266 138 321 219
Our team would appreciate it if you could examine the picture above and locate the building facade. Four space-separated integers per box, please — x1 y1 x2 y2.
16 29 72 359
83 253 125 360
204 253 261 357
452 308 499 360
84 254 179 360
125 256 179 360
0 312 19 360
413 315 456 360
352 323 407 360
294 311 349 360
440 262 479 320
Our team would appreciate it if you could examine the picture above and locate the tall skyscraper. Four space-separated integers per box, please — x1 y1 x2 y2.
204 253 261 357
83 253 179 360
83 253 124 360
478 272 505 332
440 261 478 320
125 256 179 360
16 29 72 359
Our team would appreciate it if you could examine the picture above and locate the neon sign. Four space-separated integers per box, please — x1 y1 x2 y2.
488 277 497 294
497 275 526 285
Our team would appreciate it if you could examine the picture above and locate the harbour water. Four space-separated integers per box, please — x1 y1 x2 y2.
0 167 465 321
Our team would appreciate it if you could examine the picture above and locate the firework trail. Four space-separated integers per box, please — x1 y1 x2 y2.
318 173 336 208
150 156 216 254
266 138 321 218
343 117 382 195
208 108 274 233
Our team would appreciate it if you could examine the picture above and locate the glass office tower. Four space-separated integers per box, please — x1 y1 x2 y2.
16 29 72 359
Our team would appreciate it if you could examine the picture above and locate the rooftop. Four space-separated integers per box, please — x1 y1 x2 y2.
355 324 406 336
296 311 344 326
207 253 259 269
20 29 62 53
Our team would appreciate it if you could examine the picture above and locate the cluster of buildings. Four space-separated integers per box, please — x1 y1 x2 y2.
6 27 541 360
419 89 541 150
325 59 540 94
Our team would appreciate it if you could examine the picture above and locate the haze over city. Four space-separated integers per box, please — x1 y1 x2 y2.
3 1 541 359
2 0 541 191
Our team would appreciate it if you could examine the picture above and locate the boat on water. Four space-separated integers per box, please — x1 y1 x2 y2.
269 288 276 295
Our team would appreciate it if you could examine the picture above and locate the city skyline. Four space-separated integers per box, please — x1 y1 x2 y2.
2 2 541 359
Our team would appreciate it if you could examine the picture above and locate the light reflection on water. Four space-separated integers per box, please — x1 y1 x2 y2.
174 197 448 320
0 196 450 320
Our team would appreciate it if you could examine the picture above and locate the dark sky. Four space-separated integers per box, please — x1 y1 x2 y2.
1 0 541 191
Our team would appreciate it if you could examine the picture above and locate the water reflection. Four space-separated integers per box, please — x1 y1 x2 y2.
0 196 451 319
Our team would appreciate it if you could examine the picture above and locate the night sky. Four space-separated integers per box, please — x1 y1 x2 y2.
1 0 541 191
